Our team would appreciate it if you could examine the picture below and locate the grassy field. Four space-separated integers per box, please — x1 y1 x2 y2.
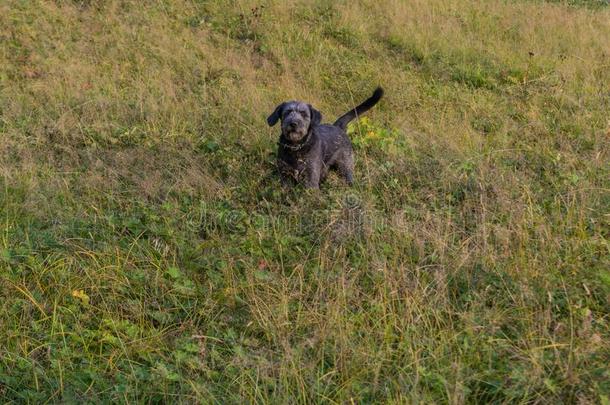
1 0 609 403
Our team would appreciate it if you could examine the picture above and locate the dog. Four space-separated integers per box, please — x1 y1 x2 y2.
267 87 384 189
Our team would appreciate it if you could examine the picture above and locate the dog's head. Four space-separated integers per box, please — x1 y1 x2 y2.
267 101 322 143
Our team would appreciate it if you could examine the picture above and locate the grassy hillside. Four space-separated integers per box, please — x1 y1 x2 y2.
1 0 609 402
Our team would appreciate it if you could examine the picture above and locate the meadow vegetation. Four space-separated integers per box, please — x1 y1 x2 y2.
1 0 609 402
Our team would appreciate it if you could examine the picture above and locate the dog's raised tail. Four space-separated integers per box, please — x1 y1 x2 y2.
333 87 384 131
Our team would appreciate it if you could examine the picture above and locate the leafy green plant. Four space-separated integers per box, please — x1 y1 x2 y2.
348 117 401 152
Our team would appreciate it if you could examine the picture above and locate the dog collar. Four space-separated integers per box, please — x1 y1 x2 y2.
279 131 311 151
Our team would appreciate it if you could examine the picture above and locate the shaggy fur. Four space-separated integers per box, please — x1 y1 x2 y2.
267 87 384 189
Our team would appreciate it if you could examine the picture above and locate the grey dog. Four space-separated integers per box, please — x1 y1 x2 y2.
267 87 384 189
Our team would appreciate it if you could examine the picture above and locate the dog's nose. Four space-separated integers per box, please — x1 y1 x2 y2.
289 122 297 129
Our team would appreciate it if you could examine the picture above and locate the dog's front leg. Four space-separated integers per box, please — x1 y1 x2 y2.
279 172 293 188
277 158 296 188
303 165 321 189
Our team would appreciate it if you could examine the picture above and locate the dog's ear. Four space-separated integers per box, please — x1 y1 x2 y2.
267 103 286 127
308 104 322 128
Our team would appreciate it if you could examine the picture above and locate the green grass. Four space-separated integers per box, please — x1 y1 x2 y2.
1 0 609 403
